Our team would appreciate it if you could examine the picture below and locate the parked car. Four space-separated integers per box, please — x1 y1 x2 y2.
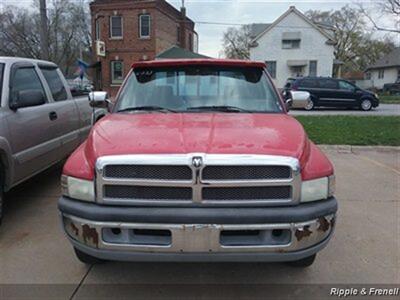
0 57 107 224
383 81 400 95
59 59 337 267
283 76 379 111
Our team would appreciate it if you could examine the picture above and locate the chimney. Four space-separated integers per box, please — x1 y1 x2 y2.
179 0 186 48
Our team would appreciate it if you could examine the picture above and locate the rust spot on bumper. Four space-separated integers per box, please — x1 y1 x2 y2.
70 222 79 236
295 225 312 241
82 224 99 248
318 217 330 232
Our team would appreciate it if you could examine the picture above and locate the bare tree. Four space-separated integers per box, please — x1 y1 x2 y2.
0 0 91 76
359 0 400 33
306 6 395 72
222 25 252 59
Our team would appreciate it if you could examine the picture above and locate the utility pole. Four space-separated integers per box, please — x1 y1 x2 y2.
39 0 49 60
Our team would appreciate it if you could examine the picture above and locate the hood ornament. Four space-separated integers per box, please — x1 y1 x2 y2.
192 156 203 168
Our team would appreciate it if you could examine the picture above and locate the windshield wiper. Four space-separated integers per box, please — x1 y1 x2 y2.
187 105 251 113
118 106 177 113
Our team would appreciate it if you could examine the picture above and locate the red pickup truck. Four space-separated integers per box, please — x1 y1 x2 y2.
59 59 337 267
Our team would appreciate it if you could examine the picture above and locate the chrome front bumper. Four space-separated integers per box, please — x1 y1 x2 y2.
62 213 335 256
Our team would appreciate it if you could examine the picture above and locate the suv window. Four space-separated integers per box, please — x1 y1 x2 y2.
40 68 68 101
338 80 355 92
319 79 338 89
0 63 4 105
10 67 47 104
299 78 318 88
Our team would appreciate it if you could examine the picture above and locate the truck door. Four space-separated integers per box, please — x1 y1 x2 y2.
38 66 80 158
6 63 61 182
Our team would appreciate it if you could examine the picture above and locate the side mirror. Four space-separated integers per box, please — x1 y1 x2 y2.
10 90 45 110
89 91 110 108
287 91 311 110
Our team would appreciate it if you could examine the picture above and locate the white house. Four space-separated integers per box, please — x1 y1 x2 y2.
249 6 337 88
364 48 400 90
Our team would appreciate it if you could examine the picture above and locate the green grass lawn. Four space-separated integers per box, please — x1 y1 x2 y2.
379 94 400 104
295 116 400 146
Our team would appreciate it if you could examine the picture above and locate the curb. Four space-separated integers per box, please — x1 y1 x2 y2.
317 145 400 153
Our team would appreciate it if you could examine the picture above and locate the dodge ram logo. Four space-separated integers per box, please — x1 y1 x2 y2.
192 157 203 168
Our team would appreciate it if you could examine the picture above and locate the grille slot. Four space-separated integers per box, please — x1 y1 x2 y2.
202 186 291 201
104 165 192 180
104 185 192 200
202 166 291 180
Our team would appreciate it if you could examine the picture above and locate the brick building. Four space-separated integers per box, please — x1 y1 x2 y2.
90 0 198 96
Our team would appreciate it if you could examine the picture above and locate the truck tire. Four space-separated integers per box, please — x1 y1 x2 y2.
74 247 104 265
287 254 316 267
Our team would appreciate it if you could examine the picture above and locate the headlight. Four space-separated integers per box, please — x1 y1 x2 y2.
301 175 335 203
61 175 95 202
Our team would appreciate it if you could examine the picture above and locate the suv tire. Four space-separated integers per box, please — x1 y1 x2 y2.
304 99 315 111
74 247 104 265
360 99 372 111
287 254 316 267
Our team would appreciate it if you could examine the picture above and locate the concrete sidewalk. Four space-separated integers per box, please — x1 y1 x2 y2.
0 148 399 299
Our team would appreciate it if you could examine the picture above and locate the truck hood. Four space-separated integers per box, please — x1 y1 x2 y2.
85 113 310 167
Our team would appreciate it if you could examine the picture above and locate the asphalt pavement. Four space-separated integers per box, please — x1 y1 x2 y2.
289 104 400 116
0 147 399 299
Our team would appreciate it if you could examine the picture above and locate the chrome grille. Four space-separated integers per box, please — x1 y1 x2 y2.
104 185 192 200
202 186 291 201
104 165 192 180
96 154 301 207
202 165 291 180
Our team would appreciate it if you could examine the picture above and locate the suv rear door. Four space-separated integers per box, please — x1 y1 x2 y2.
317 78 340 107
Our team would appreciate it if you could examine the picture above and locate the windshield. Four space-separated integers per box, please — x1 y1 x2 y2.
115 66 283 113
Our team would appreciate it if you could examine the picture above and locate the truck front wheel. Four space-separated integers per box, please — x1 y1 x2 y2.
74 247 105 265
287 254 316 267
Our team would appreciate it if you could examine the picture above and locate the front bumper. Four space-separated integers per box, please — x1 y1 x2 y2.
59 196 337 262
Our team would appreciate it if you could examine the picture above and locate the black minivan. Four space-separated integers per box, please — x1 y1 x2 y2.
283 77 379 111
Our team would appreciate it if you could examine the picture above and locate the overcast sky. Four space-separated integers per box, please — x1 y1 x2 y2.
1 0 397 57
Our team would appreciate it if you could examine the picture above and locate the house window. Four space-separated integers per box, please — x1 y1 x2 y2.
266 61 277 79
110 16 123 38
282 39 300 49
378 69 385 79
95 19 101 40
111 61 124 85
309 61 317 77
139 14 151 38
365 72 371 80
397 69 400 81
